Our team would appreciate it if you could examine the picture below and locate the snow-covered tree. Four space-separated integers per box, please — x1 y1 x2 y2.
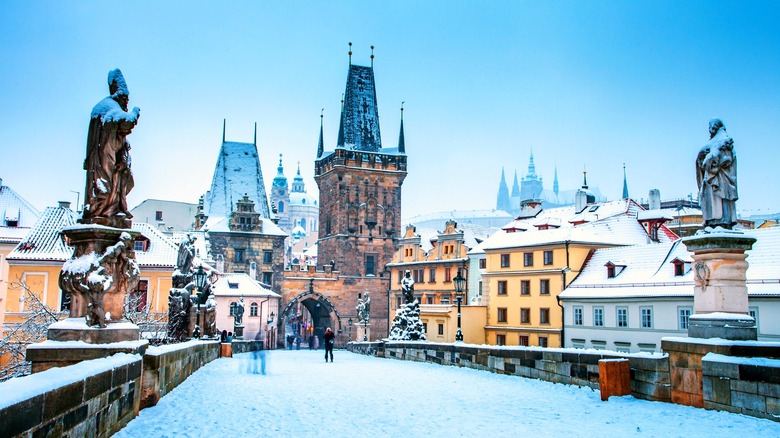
388 299 426 341
0 280 64 381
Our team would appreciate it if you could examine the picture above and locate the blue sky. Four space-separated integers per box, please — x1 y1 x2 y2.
1 1 778 219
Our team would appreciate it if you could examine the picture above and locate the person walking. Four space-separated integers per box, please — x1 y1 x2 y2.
324 327 335 362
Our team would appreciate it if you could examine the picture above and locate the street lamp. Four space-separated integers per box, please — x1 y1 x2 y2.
348 318 353 342
192 265 209 339
453 268 467 342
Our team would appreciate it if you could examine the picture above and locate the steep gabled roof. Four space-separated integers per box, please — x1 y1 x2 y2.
211 272 280 298
0 182 41 244
8 205 78 261
203 140 271 223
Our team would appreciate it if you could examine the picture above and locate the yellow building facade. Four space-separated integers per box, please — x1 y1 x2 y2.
387 221 486 342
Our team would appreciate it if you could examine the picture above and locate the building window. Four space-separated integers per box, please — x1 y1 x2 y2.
500 254 510 268
235 249 244 263
396 296 403 308
540 279 550 295
543 250 553 265
519 335 529 346
538 337 548 348
573 306 583 326
250 302 258 317
520 308 531 324
413 269 424 283
749 307 759 328
134 240 145 251
617 307 628 328
426 296 434 305
497 280 508 295
441 295 450 305
365 255 376 276
674 262 685 276
128 280 148 312
478 281 483 296
278 201 284 213
678 307 692 330
155 210 163 221
641 307 653 329
607 265 616 278
429 268 436 283
438 324 444 336
523 252 534 267
496 334 506 346
497 308 508 323
614 343 631 353
262 272 273 285
594 307 604 327
479 258 486 269
263 251 273 264
521 280 530 295
540 308 550 325
444 267 452 282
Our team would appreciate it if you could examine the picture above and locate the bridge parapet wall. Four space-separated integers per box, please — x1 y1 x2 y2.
140 340 220 408
0 353 142 437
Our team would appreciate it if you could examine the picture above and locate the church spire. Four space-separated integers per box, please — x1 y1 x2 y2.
398 102 405 154
317 110 324 158
582 169 589 189
222 118 226 143
527 150 537 179
496 167 510 211
622 163 629 199
511 170 520 197
253 122 257 146
553 166 559 197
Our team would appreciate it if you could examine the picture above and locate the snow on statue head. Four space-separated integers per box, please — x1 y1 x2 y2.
108 68 129 97
709 118 724 139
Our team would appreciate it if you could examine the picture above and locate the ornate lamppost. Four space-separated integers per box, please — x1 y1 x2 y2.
453 268 467 342
191 265 209 339
266 311 275 349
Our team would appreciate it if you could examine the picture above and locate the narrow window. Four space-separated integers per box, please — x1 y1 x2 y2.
497 308 508 323
520 308 531 324
540 308 550 325
540 279 550 295
573 307 583 326
521 280 530 295
594 307 604 327
543 250 553 265
641 307 653 329
678 307 692 330
497 280 508 295
250 302 258 317
500 254 510 268
617 307 628 328
523 252 533 267
155 210 163 221
519 335 529 346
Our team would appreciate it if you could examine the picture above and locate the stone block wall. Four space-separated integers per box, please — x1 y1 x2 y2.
353 341 671 401
0 353 141 437
140 340 220 408
702 353 780 421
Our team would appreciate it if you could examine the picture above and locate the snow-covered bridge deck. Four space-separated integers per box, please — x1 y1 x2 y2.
115 349 779 437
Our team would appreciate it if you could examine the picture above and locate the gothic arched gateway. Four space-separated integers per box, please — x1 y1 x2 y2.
281 288 343 348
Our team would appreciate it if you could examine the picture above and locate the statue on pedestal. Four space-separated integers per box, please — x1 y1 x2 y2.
696 118 738 230
401 270 415 304
81 68 140 229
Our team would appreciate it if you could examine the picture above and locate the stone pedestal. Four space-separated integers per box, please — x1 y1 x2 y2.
47 318 140 343
26 339 148 374
682 231 757 341
234 324 244 340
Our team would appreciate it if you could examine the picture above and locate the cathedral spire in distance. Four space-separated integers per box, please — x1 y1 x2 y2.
553 165 559 198
527 150 537 179
496 167 510 212
511 171 520 197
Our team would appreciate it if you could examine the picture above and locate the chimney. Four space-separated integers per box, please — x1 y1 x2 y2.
518 199 543 219
575 189 588 213
649 189 661 210
58 201 71 209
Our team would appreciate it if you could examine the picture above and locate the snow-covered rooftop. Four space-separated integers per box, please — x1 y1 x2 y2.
561 227 780 299
211 272 280 298
337 64 381 152
203 141 271 221
0 182 40 243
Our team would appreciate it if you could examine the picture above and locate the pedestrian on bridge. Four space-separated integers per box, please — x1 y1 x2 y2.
324 327 335 362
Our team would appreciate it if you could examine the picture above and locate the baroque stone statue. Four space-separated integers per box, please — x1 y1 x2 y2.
401 270 415 304
696 118 738 229
356 292 371 323
81 68 140 229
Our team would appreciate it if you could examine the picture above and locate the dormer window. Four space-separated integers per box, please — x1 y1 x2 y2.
670 258 692 277
605 261 626 278
133 236 150 252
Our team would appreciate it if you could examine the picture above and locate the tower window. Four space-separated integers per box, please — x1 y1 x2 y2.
365 255 376 276
155 210 163 221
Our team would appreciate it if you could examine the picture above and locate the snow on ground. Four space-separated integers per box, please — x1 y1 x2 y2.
115 349 780 437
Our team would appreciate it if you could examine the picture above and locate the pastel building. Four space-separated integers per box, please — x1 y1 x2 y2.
559 227 780 353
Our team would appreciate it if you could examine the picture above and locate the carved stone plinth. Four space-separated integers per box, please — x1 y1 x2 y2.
682 231 757 340
234 325 244 340
47 318 140 343
27 339 148 374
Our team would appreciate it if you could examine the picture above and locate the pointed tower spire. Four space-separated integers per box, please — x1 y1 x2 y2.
370 45 375 68
348 42 352 65
317 109 324 158
622 163 629 199
253 122 257 146
511 171 520 197
222 119 226 143
496 167 510 211
398 102 405 154
527 150 537 178
553 166 559 197
582 168 589 189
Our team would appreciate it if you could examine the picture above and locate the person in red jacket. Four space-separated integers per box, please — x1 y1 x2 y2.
324 327 335 362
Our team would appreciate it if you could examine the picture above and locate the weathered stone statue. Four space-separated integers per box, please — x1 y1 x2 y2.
234 298 245 325
696 118 738 230
172 234 196 288
357 293 371 323
401 270 415 304
82 68 140 229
